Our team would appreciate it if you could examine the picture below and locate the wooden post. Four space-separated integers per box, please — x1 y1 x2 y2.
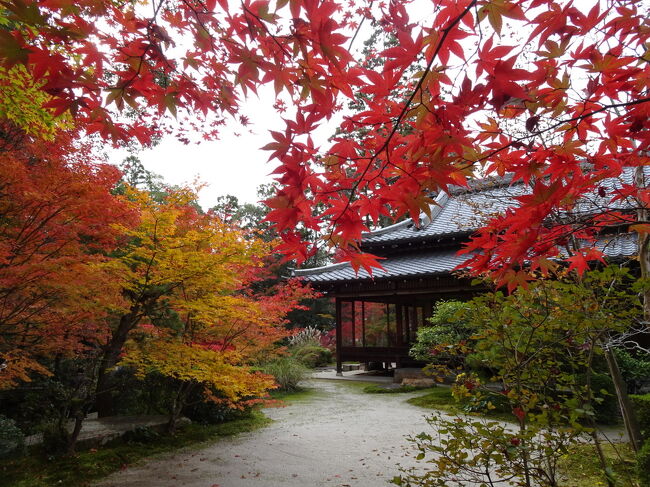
395 304 404 368
335 298 343 376
361 300 366 347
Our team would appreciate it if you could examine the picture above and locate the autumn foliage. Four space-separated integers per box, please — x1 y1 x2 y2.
1 0 648 288
0 122 314 446
0 129 131 388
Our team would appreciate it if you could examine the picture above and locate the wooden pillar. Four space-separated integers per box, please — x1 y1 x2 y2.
396 304 403 346
335 298 343 376
361 301 366 347
395 304 404 368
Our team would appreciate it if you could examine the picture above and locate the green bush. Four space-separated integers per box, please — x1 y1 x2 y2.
591 372 619 425
409 300 472 363
122 425 160 444
631 393 650 441
637 440 650 487
260 358 309 391
182 388 247 425
457 389 511 415
292 345 332 368
616 349 650 394
0 415 24 458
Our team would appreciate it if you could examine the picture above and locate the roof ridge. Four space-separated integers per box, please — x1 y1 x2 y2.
293 261 350 276
448 173 516 195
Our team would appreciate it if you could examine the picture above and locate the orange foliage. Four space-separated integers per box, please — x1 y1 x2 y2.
0 127 135 388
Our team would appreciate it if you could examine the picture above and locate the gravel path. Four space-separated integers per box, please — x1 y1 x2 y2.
95 379 437 487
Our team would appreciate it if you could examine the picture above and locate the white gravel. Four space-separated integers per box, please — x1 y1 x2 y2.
94 379 438 487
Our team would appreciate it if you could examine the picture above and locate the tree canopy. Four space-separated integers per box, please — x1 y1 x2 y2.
1 0 649 284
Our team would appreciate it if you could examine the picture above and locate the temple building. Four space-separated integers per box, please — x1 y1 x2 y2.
294 175 639 375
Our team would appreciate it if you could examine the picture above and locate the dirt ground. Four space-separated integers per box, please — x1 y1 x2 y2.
94 379 439 487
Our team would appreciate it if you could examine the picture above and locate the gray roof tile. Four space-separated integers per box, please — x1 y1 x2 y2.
296 233 638 283
361 167 649 247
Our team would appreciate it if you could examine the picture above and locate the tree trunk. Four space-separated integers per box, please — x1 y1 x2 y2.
604 347 643 452
167 382 194 435
66 413 85 456
636 165 650 318
95 309 142 417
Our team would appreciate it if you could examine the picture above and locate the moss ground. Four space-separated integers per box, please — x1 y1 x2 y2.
0 410 270 487
557 442 638 486
406 387 515 422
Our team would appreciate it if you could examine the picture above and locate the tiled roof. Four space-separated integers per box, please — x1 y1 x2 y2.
294 248 469 282
360 167 649 248
295 169 645 284
592 232 639 258
295 233 638 283
362 183 526 246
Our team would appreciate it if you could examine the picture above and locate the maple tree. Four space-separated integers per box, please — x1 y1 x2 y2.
1 0 647 288
98 186 314 430
0 126 133 390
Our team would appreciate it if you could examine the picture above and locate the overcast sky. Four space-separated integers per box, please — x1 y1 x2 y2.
107 86 281 209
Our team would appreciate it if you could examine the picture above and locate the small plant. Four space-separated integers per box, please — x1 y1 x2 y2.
0 415 24 458
260 357 310 391
288 326 323 348
292 345 332 368
638 440 650 487
319 328 336 351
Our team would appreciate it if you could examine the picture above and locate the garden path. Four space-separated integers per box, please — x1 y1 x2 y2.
94 379 438 487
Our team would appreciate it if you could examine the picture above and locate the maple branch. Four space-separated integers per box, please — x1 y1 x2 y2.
347 0 375 51
465 96 650 167
239 3 292 59
325 0 478 239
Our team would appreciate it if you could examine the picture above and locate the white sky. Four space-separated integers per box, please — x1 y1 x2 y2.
108 87 347 210
108 86 283 208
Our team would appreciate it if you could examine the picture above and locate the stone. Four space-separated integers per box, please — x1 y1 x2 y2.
401 378 436 388
393 367 426 383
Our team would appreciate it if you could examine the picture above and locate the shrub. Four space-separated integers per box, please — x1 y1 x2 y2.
0 415 24 458
288 326 323 348
292 345 332 368
591 373 619 425
183 388 242 424
122 425 160 444
631 393 650 441
615 349 650 393
637 440 650 487
457 389 511 415
617 350 650 394
40 422 69 455
409 300 472 364
260 358 309 391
